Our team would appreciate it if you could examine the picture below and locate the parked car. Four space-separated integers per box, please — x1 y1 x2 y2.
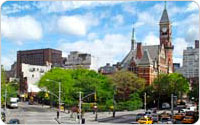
173 113 185 120
8 119 20 124
138 117 153 124
136 113 145 121
159 117 173 124
1 112 6 122
151 114 159 123
162 102 170 109
181 116 195 124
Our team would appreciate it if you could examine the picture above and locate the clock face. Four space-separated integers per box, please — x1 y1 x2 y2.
162 27 167 32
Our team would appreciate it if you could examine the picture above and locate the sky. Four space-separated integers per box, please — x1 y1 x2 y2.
1 1 199 70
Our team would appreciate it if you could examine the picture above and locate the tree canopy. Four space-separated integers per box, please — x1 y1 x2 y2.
38 68 114 107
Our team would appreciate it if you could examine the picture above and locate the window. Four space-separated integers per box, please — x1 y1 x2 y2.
32 74 34 78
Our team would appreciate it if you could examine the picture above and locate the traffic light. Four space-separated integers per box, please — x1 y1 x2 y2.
45 93 49 98
94 92 97 102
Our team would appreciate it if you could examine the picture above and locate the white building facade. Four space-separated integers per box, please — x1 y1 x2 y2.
63 51 97 71
177 40 199 79
21 63 52 93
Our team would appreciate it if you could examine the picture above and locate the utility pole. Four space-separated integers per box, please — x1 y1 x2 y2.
113 86 116 117
171 94 174 117
144 92 147 112
58 82 61 120
5 84 7 122
79 92 82 124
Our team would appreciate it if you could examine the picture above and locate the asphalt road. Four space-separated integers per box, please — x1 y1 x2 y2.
6 102 59 124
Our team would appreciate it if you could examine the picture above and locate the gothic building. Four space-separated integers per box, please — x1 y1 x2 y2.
120 5 174 85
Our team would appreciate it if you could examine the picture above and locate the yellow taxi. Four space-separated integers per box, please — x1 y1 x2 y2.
173 113 185 120
181 116 195 124
138 116 153 124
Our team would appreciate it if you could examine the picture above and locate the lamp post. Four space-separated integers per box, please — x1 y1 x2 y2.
113 86 116 117
46 79 61 120
144 92 147 112
79 91 82 124
4 84 7 122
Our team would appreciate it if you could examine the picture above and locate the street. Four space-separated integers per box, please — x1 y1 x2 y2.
6 102 60 124
5 102 192 124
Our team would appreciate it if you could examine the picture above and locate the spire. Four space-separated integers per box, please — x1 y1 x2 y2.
131 28 135 40
160 1 170 23
131 27 135 50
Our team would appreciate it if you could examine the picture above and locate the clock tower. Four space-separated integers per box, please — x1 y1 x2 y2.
159 3 174 73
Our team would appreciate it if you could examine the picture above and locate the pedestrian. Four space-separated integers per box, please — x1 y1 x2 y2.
57 111 59 119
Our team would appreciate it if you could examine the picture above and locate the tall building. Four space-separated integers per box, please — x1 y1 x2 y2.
176 40 199 84
17 48 62 93
63 51 97 71
120 5 173 85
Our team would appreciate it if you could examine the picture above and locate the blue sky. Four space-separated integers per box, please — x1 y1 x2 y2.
1 1 199 70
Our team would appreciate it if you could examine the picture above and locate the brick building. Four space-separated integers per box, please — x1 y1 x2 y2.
120 5 174 85
17 48 62 93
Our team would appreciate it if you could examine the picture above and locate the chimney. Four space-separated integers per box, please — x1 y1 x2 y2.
136 42 143 59
195 40 199 48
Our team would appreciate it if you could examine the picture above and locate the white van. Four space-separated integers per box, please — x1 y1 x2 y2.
8 97 18 108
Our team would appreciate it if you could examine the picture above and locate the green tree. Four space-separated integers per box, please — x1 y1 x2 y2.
188 83 199 103
168 73 189 101
38 68 114 108
1 66 19 105
151 73 189 108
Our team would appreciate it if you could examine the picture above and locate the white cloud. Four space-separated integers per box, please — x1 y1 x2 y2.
87 33 98 41
111 14 124 26
122 4 137 16
173 38 188 56
1 15 43 45
173 57 183 66
174 13 199 43
58 34 130 68
34 1 122 13
1 51 16 70
185 2 199 12
134 11 157 28
57 16 87 36
142 32 159 45
2 3 31 15
56 13 99 36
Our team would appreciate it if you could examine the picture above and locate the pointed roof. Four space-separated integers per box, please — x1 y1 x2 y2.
160 8 170 23
138 49 153 66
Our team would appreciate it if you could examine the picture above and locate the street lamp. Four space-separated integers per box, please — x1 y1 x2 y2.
144 92 147 112
4 84 7 122
46 79 61 120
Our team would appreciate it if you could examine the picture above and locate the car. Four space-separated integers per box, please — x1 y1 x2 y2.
162 102 170 109
136 113 145 121
8 119 20 124
159 111 171 120
151 114 159 123
138 116 153 124
160 117 173 124
173 113 185 120
181 116 195 124
1 112 6 122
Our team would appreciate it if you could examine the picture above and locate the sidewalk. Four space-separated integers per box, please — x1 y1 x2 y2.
55 109 145 124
